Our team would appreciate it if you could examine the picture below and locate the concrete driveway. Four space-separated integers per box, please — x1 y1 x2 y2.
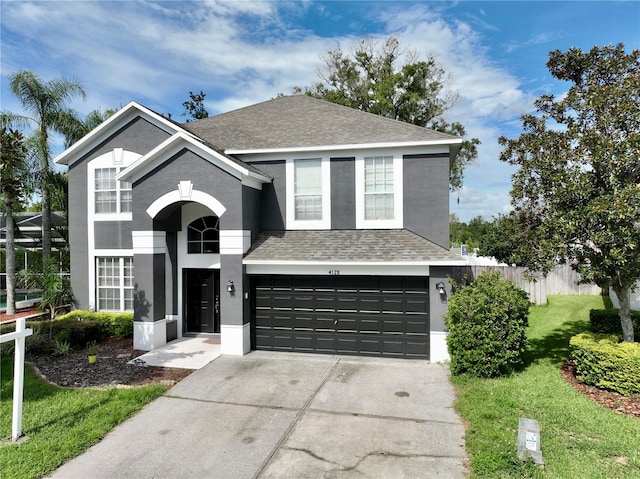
49 352 467 479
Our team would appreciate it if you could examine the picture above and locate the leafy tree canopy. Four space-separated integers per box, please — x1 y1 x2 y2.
499 44 640 342
182 90 209 121
302 36 479 190
1 70 85 265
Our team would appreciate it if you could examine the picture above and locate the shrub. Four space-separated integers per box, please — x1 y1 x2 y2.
48 318 107 350
589 309 640 339
570 332 640 396
57 310 134 339
445 271 530 377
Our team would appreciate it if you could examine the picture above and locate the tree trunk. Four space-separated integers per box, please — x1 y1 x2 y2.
612 285 635 342
5 197 16 315
40 124 51 265
41 185 51 264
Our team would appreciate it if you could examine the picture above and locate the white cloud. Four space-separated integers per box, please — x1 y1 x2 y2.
0 1 541 219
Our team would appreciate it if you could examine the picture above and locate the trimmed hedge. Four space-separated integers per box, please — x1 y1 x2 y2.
570 332 640 396
57 310 134 339
445 271 530 377
590 308 640 339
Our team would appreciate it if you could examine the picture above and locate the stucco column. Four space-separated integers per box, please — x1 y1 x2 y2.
132 231 167 350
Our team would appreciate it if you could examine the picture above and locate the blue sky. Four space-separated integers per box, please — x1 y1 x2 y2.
1 1 639 222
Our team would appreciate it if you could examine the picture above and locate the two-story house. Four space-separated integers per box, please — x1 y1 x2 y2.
54 95 464 361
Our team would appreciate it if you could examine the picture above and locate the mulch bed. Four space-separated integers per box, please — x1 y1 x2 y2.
560 361 640 419
27 338 193 388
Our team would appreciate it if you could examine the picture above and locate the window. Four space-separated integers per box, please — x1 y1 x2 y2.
97 257 133 311
94 168 132 214
364 156 394 220
286 158 331 229
294 159 322 220
355 154 402 229
187 216 220 254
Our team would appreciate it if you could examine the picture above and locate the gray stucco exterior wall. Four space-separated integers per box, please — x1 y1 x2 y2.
134 253 166 323
86 117 170 161
220 255 245 326
429 266 453 332
93 221 134 249
68 161 90 309
242 185 262 242
66 118 171 310
403 154 450 248
330 157 356 229
165 231 178 315
133 149 243 231
249 161 285 231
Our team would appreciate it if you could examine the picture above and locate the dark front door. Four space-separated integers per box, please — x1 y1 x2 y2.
184 269 220 333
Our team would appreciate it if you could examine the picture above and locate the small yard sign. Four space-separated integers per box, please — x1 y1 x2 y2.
0 318 33 441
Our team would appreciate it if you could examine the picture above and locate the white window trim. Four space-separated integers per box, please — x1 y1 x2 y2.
87 149 141 222
286 157 331 230
355 154 403 229
96 255 134 312
87 149 141 310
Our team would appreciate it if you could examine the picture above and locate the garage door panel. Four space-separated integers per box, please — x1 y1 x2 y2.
405 339 430 357
405 318 429 334
254 276 430 359
406 298 429 314
382 318 404 334
382 298 404 313
359 297 382 312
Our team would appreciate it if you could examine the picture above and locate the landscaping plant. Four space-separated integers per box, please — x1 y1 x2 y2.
446 271 530 377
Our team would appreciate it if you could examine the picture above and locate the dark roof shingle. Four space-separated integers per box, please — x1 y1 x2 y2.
183 95 459 151
244 229 461 263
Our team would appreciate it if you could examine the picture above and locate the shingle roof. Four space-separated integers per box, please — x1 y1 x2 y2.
183 95 459 151
243 229 462 263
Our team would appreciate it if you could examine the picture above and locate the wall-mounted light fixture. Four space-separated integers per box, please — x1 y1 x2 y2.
435 281 446 295
226 280 235 294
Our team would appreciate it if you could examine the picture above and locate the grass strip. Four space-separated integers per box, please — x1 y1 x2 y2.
453 295 640 478
0 360 166 479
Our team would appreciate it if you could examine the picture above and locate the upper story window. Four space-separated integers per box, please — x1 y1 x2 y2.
294 159 322 220
94 167 132 214
355 154 403 229
286 158 331 229
364 156 394 220
88 149 140 221
188 216 220 254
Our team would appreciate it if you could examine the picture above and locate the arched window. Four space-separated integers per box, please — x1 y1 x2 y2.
187 216 220 254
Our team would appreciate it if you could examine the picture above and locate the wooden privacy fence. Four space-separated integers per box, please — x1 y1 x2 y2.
451 263 602 305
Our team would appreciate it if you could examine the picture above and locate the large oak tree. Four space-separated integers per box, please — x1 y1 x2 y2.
304 36 479 191
499 44 640 342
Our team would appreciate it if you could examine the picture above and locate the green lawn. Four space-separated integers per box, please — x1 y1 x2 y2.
0 360 166 479
453 295 640 478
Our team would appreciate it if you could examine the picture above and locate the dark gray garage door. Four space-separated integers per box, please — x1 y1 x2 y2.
253 275 430 359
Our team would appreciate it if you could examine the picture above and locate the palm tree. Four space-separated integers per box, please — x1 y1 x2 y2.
58 107 117 148
2 70 85 267
0 128 34 314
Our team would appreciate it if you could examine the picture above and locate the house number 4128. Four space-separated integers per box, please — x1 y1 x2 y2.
328 270 340 276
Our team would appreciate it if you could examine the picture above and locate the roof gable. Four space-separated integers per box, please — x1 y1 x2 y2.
183 95 461 153
116 132 271 186
54 101 186 166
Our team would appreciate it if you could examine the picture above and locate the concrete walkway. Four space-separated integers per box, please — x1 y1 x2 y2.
49 352 468 479
130 336 221 369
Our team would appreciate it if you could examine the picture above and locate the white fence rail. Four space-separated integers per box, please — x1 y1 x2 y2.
452 264 602 305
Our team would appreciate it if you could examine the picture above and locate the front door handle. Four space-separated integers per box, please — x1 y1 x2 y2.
215 296 220 313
